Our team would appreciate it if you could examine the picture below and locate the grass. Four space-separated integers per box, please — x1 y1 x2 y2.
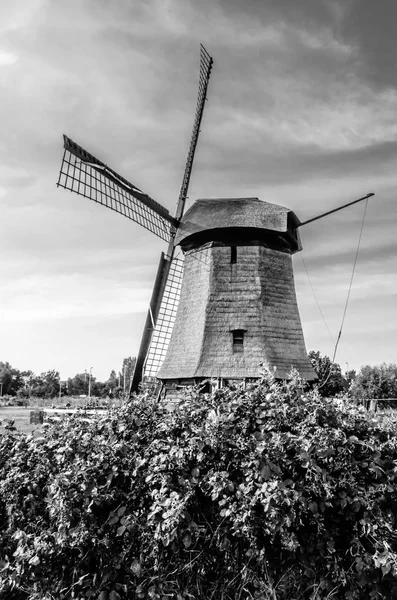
0 396 123 436
0 406 39 435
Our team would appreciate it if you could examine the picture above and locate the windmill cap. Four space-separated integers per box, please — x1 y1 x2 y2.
175 197 301 252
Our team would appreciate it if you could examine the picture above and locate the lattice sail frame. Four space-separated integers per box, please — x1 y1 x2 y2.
143 256 184 378
57 135 175 242
142 46 213 380
57 45 214 387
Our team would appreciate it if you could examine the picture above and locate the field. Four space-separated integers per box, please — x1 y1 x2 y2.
0 397 122 435
0 406 39 434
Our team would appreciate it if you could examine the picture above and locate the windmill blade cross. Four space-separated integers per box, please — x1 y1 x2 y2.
57 135 177 242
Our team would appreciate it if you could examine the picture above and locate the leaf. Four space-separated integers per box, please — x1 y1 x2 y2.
268 461 281 474
309 502 318 514
116 525 126 536
260 465 272 480
84 481 96 496
109 592 121 600
136 585 145 598
117 505 127 517
108 515 119 525
131 560 141 576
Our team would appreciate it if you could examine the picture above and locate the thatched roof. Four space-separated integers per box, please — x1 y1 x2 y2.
175 197 301 250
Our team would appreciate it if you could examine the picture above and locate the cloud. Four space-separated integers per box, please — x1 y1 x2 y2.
0 50 18 66
1 274 152 323
1 0 396 379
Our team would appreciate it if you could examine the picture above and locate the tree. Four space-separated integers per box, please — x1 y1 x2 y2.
308 351 345 397
19 370 38 397
121 357 136 393
344 369 357 388
0 363 12 396
106 369 119 397
0 362 24 396
67 372 92 396
90 380 107 398
28 370 60 399
351 363 397 402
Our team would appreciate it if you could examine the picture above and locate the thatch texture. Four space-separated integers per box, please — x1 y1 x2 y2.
175 197 301 252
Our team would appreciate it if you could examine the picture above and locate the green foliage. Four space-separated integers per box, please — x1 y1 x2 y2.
351 363 397 402
122 357 136 393
67 372 93 396
30 370 61 398
345 369 357 389
0 362 24 396
1 371 397 599
308 351 346 397
0 359 136 399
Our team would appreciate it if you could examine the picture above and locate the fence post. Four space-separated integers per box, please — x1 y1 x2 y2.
369 399 378 412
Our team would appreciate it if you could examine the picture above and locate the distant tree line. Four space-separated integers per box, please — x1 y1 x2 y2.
1 354 396 401
0 357 136 399
308 351 397 402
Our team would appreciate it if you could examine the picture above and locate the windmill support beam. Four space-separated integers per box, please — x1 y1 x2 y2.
298 193 374 227
130 252 172 393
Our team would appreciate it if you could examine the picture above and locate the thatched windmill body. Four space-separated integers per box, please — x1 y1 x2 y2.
57 46 373 395
157 197 313 388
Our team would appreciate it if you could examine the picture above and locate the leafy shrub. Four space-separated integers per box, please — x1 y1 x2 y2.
1 370 397 599
308 351 346 397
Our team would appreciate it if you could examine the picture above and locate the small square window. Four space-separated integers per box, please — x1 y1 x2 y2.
232 329 245 352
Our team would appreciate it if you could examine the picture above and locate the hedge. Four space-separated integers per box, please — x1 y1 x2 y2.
1 369 397 599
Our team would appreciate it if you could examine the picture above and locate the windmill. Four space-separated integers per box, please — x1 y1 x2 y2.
57 45 374 398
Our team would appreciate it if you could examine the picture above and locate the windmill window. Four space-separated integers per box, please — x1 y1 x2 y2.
232 329 245 352
231 246 237 263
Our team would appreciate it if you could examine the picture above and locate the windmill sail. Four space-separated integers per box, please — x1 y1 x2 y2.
175 44 214 220
56 45 214 395
57 135 176 242
143 255 184 378
132 45 214 391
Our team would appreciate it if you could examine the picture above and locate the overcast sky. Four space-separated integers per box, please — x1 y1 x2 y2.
1 0 396 381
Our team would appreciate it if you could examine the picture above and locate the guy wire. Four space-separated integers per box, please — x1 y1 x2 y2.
318 197 369 389
300 252 335 348
331 197 369 363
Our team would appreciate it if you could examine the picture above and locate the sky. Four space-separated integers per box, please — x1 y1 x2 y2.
1 0 396 382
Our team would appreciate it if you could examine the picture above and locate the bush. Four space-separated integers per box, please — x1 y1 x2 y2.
1 370 397 599
308 351 346 397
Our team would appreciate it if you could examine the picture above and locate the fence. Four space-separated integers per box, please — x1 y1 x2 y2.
365 398 397 412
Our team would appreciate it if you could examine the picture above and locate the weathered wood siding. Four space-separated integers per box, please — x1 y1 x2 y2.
158 244 315 381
